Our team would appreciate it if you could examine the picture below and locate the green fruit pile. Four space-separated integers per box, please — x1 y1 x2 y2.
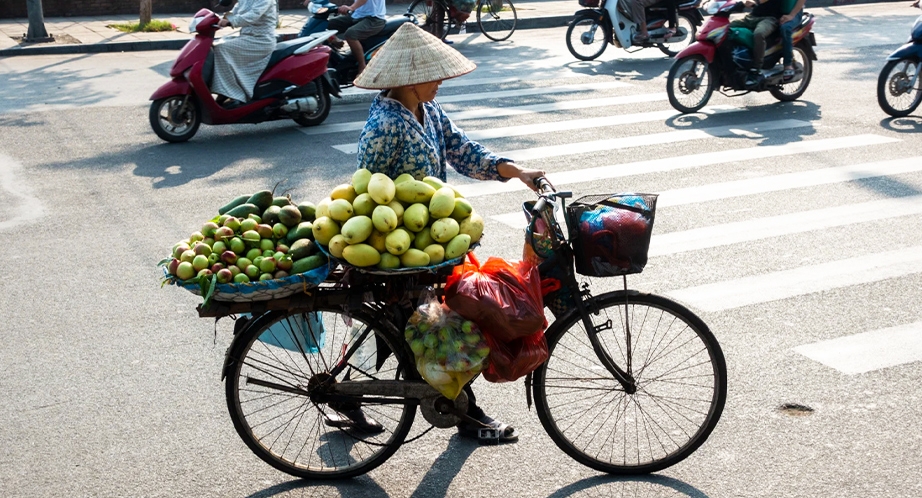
313 169 485 270
404 299 489 400
163 189 327 285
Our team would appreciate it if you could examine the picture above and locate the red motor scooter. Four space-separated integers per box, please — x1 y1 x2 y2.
149 9 341 143
665 0 817 114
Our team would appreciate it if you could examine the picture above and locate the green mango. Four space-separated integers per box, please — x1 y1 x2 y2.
247 190 274 212
291 254 327 274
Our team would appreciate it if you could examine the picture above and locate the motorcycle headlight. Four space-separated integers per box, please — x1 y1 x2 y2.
308 0 329 14
189 17 202 32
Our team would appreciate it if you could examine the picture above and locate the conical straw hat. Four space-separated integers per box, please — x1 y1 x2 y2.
353 23 476 89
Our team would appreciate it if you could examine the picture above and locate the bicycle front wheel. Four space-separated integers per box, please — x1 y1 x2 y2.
408 0 453 40
533 291 726 474
476 0 517 42
225 305 417 479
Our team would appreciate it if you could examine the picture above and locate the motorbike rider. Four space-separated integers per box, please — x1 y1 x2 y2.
730 0 783 88
626 0 679 45
779 0 806 80
212 0 278 105
336 23 545 443
325 0 387 77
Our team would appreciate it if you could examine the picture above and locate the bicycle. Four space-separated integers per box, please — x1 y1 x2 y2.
406 0 518 42
200 179 727 479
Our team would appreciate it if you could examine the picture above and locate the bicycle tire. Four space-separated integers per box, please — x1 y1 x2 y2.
408 0 453 41
225 305 417 479
476 0 517 42
533 291 726 474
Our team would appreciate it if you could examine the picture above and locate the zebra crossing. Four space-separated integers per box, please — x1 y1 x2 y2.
308 73 922 376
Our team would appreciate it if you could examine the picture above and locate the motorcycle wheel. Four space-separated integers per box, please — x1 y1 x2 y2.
149 95 201 143
877 57 922 117
667 55 714 114
292 82 331 127
566 13 609 61
769 45 812 102
658 14 697 57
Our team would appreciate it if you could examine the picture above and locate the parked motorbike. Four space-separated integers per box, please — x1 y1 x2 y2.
666 0 816 113
149 9 341 143
565 0 704 61
300 0 415 88
877 8 922 117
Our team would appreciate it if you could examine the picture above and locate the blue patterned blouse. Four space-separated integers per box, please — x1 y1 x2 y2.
356 91 512 183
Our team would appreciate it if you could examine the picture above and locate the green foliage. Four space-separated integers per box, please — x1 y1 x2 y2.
107 20 177 33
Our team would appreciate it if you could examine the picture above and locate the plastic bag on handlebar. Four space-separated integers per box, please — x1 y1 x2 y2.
445 254 547 343
404 288 488 400
482 330 548 383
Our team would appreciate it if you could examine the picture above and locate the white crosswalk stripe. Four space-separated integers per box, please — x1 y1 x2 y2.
331 105 742 154
318 73 922 375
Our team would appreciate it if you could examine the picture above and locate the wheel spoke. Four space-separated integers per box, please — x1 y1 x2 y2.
534 293 725 473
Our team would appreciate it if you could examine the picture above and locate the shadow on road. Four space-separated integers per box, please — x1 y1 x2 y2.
565 57 672 82
240 433 479 498
546 474 711 498
0 52 124 110
879 115 922 132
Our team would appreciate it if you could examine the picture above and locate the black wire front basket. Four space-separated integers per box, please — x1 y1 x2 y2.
565 193 658 277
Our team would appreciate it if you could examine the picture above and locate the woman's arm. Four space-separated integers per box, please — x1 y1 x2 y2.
497 162 547 191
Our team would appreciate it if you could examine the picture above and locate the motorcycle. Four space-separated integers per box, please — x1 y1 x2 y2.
149 9 341 143
565 0 704 61
666 0 816 113
300 0 416 88
877 7 922 117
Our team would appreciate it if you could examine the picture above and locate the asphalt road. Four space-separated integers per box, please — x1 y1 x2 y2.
2 3 922 497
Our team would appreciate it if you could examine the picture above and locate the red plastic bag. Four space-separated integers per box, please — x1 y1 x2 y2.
482 330 548 383
445 254 547 343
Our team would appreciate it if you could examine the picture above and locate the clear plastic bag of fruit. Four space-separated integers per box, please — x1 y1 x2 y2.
404 288 489 400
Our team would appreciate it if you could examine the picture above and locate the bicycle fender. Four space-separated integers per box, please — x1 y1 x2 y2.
887 42 922 62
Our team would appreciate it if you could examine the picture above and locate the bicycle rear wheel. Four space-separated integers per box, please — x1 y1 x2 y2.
476 0 517 42
225 305 416 479
408 0 453 40
533 291 726 474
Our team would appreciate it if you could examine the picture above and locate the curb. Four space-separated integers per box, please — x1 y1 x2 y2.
0 0 898 57
0 15 574 57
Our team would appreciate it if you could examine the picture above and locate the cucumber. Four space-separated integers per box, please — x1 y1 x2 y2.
218 195 250 215
291 254 326 274
225 203 261 218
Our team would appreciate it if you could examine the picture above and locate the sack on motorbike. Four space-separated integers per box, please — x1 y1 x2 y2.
445 253 548 343
482 330 549 383
566 193 658 277
404 288 489 400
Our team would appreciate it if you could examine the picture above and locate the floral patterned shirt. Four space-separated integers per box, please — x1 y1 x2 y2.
356 91 512 183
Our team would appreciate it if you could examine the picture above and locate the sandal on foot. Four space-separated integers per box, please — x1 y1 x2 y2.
783 67 795 80
632 33 649 45
324 408 385 434
457 414 518 445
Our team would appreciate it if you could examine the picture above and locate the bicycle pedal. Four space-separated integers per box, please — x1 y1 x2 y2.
477 427 502 444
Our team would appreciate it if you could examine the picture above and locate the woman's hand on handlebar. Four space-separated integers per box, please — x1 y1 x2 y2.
497 162 546 192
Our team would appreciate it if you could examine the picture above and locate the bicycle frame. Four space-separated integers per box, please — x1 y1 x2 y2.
529 181 638 393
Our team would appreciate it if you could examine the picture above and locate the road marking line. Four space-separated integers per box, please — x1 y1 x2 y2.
496 119 812 162
336 72 584 100
492 153 922 228
328 80 633 114
331 106 740 153
794 322 922 374
460 134 897 198
666 246 922 312
0 153 45 231
306 93 670 136
649 194 922 256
